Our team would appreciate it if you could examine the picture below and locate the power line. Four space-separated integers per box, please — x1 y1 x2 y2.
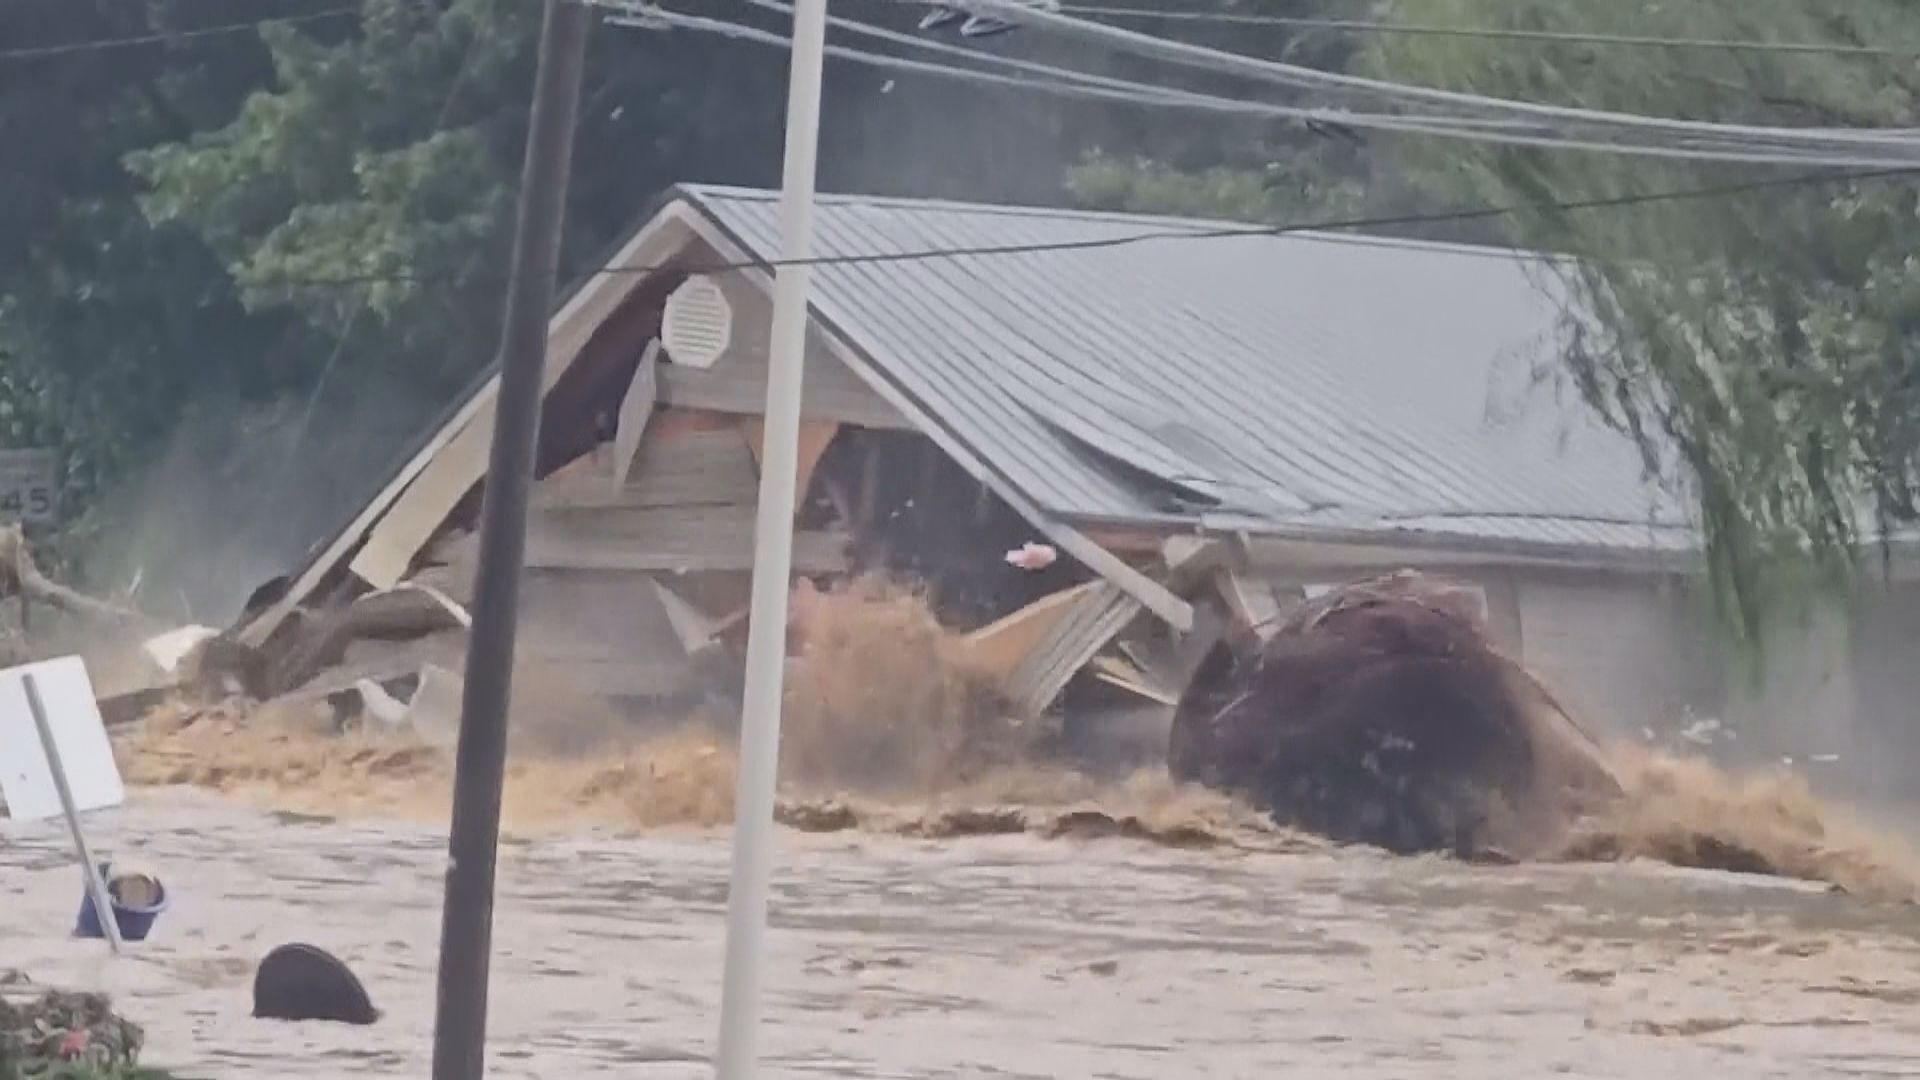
704 1 1524 132
799 0 1920 167
620 5 1920 169
15 3 1908 275
1057 4 1918 59
739 0 1920 164
963 0 1920 155
255 165 1919 289
743 0 1517 127
0 6 356 61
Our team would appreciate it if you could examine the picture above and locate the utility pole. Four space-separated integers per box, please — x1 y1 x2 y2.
430 2 590 1078
713 0 829 1076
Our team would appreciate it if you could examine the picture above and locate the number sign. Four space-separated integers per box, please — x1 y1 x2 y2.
0 450 57 524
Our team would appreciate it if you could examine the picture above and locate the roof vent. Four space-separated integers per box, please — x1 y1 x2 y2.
662 274 732 369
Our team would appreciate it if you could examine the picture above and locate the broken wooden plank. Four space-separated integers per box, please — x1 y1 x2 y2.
283 629 468 702
1089 655 1179 707
624 426 759 507
348 582 470 639
1215 568 1292 636
1162 535 1231 580
99 686 174 730
237 384 489 648
743 418 840 503
526 532 850 575
346 404 493 592
253 579 472 698
408 539 479 608
960 581 1100 683
538 426 760 511
332 209 704 598
610 341 660 491
1081 525 1175 556
1004 581 1145 715
526 504 850 574
650 577 722 654
654 360 910 429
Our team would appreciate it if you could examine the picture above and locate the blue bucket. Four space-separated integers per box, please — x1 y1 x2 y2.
74 864 168 942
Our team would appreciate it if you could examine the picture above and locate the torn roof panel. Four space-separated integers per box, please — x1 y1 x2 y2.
683 184 1690 557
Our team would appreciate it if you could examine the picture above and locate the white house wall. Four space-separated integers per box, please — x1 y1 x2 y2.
1843 582 1920 802
1513 573 1725 741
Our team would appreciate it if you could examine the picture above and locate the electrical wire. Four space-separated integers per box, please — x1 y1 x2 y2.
15 0 1911 169
1055 4 1919 59
958 0 1920 154
748 0 1920 154
731 0 1531 131
254 164 1920 289
13 1 1912 278
0 7 356 61
615 5 1920 169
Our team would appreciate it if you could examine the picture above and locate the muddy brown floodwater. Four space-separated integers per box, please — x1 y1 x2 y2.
5 786 1920 1079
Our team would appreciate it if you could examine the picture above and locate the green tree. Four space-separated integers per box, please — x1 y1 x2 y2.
1059 0 1920 641
129 0 537 400
0 0 313 512
1369 0 1920 639
1056 0 1376 221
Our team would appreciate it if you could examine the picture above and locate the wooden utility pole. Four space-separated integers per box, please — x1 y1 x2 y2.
430 2 590 1078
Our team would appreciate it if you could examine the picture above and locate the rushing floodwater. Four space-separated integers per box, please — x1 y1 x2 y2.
5 788 1920 1079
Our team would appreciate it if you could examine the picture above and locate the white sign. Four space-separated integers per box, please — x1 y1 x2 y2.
0 656 124 821
0 449 56 523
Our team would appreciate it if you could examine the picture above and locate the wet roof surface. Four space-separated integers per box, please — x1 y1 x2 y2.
685 185 1691 556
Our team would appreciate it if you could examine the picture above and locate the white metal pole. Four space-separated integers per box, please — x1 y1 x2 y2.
24 671 122 955
714 0 828 1076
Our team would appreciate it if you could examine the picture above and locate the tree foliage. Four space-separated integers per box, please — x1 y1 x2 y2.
0 0 308 506
1368 0 1920 639
19 0 1918 638
1058 0 1375 221
1 0 1129 603
1060 0 1920 641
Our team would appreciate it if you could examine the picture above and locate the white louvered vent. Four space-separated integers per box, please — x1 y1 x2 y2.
661 274 733 370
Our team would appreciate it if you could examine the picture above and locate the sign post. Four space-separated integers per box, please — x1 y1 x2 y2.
24 670 122 954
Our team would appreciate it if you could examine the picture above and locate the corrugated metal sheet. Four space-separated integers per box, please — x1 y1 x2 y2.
1006 581 1144 715
682 185 1692 556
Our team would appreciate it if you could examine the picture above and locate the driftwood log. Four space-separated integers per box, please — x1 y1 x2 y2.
1170 571 1622 856
194 581 471 701
0 525 145 627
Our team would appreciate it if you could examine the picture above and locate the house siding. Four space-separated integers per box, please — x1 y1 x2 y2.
1513 572 1724 741
1846 583 1920 801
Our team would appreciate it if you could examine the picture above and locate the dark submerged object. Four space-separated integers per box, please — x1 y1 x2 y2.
252 943 381 1025
1171 571 1621 856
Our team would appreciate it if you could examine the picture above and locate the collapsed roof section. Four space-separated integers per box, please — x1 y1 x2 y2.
238 185 1696 653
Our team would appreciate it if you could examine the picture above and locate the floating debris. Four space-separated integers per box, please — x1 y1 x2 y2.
1171 570 1621 856
252 944 380 1026
0 975 149 1077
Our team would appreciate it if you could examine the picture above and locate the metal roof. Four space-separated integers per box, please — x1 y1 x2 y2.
681 185 1694 557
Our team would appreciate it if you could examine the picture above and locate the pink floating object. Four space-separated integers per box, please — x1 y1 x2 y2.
1004 542 1058 571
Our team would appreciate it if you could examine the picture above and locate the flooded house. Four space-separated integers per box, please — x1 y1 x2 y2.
226 186 1920 796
